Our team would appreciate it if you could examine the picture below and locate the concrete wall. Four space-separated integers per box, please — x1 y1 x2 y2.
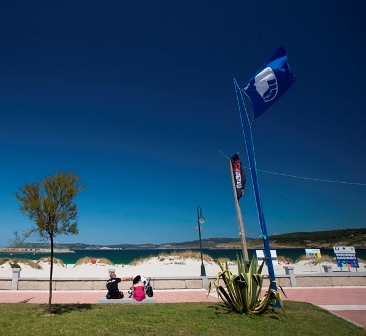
13 277 208 291
2 273 366 290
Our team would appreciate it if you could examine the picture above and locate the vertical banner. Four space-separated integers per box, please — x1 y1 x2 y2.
333 246 359 268
230 154 246 200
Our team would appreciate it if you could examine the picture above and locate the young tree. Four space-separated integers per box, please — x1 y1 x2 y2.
14 171 86 313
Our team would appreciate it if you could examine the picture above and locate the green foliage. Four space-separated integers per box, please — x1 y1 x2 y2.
14 171 86 313
130 250 213 266
14 171 86 240
2 258 43 269
74 257 114 266
0 302 365 336
209 255 284 315
0 258 10 266
38 257 64 267
9 261 20 268
295 254 336 265
277 256 293 264
270 228 366 246
9 230 27 248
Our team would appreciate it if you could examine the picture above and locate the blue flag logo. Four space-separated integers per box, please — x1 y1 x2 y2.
243 46 296 119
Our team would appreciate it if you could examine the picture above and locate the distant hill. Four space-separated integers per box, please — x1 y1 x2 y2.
268 228 366 248
8 228 366 250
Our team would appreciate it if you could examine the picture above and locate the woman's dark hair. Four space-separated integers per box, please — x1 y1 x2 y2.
133 275 141 284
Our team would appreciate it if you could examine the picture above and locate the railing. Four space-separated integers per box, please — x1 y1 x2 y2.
1 266 365 290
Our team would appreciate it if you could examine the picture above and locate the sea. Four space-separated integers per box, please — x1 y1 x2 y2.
1 248 365 264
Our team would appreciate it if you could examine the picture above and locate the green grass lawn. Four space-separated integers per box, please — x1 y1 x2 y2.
0 301 364 336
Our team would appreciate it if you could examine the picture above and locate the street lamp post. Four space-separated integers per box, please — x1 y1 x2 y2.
197 206 206 276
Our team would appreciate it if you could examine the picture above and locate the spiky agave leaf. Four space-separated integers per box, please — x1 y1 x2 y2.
210 255 285 315
212 260 244 312
251 281 285 315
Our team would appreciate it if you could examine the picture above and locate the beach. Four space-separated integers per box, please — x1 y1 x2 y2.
1 256 364 279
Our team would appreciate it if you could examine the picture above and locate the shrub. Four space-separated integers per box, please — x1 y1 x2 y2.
295 254 308 263
277 256 293 264
38 257 64 267
97 258 114 265
9 261 20 268
5 258 43 269
130 251 213 266
209 255 285 315
295 254 336 265
0 258 10 266
311 255 336 265
74 257 114 267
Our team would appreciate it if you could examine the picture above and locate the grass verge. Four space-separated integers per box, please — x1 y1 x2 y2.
0 301 364 336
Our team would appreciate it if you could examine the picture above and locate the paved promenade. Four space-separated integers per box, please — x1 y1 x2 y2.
0 287 365 329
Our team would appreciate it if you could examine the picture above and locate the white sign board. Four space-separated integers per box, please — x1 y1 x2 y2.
256 250 278 266
305 248 321 259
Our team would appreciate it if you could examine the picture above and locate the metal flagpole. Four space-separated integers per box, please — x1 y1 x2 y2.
229 159 249 265
233 78 277 291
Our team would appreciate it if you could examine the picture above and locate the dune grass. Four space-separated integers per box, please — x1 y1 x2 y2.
277 256 294 264
130 250 213 266
0 301 364 336
129 255 155 266
295 254 336 265
74 257 114 267
38 257 65 267
0 257 43 269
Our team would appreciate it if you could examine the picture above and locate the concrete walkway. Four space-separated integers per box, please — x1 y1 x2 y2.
0 287 365 329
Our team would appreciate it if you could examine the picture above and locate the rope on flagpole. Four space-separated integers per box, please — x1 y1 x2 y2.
219 150 365 186
246 168 366 186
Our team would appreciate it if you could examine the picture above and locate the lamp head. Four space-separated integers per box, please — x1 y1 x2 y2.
197 206 205 224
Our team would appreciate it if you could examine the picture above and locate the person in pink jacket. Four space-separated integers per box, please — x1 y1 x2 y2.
132 275 146 301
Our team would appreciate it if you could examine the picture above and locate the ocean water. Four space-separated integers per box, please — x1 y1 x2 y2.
1 248 365 264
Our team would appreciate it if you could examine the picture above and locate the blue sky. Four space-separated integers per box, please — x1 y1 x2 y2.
1 1 365 247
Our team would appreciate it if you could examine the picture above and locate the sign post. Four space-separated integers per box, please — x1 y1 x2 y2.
305 248 321 272
333 246 359 271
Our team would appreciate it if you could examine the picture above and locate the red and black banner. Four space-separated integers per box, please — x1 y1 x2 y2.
230 153 246 200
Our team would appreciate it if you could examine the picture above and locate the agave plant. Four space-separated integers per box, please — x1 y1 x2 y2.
209 255 285 315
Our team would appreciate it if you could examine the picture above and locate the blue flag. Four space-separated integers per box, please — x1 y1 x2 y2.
243 46 296 119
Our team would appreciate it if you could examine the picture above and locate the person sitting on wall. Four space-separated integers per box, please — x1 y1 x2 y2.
132 275 146 301
106 272 133 299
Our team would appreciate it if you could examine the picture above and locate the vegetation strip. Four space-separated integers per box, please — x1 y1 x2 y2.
0 301 365 335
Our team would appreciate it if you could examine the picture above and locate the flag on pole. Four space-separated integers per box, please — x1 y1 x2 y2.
243 46 296 119
230 153 246 200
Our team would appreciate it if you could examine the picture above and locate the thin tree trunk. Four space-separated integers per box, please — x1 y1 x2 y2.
48 235 54 314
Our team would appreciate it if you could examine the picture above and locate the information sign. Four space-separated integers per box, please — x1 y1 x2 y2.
333 246 359 268
305 248 321 259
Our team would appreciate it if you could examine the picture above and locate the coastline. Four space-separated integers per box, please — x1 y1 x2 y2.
0 248 74 253
1 247 365 266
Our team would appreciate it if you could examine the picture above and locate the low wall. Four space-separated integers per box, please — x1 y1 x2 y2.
0 277 205 291
1 272 366 291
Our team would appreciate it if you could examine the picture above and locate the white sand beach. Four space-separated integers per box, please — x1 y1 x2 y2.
1 256 364 279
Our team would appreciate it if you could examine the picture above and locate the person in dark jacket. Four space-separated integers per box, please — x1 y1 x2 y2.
106 272 133 299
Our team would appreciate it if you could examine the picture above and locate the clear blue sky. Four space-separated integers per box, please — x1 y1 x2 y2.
1 1 365 247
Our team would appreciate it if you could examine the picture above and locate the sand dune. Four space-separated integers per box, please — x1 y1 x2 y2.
1 256 363 279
